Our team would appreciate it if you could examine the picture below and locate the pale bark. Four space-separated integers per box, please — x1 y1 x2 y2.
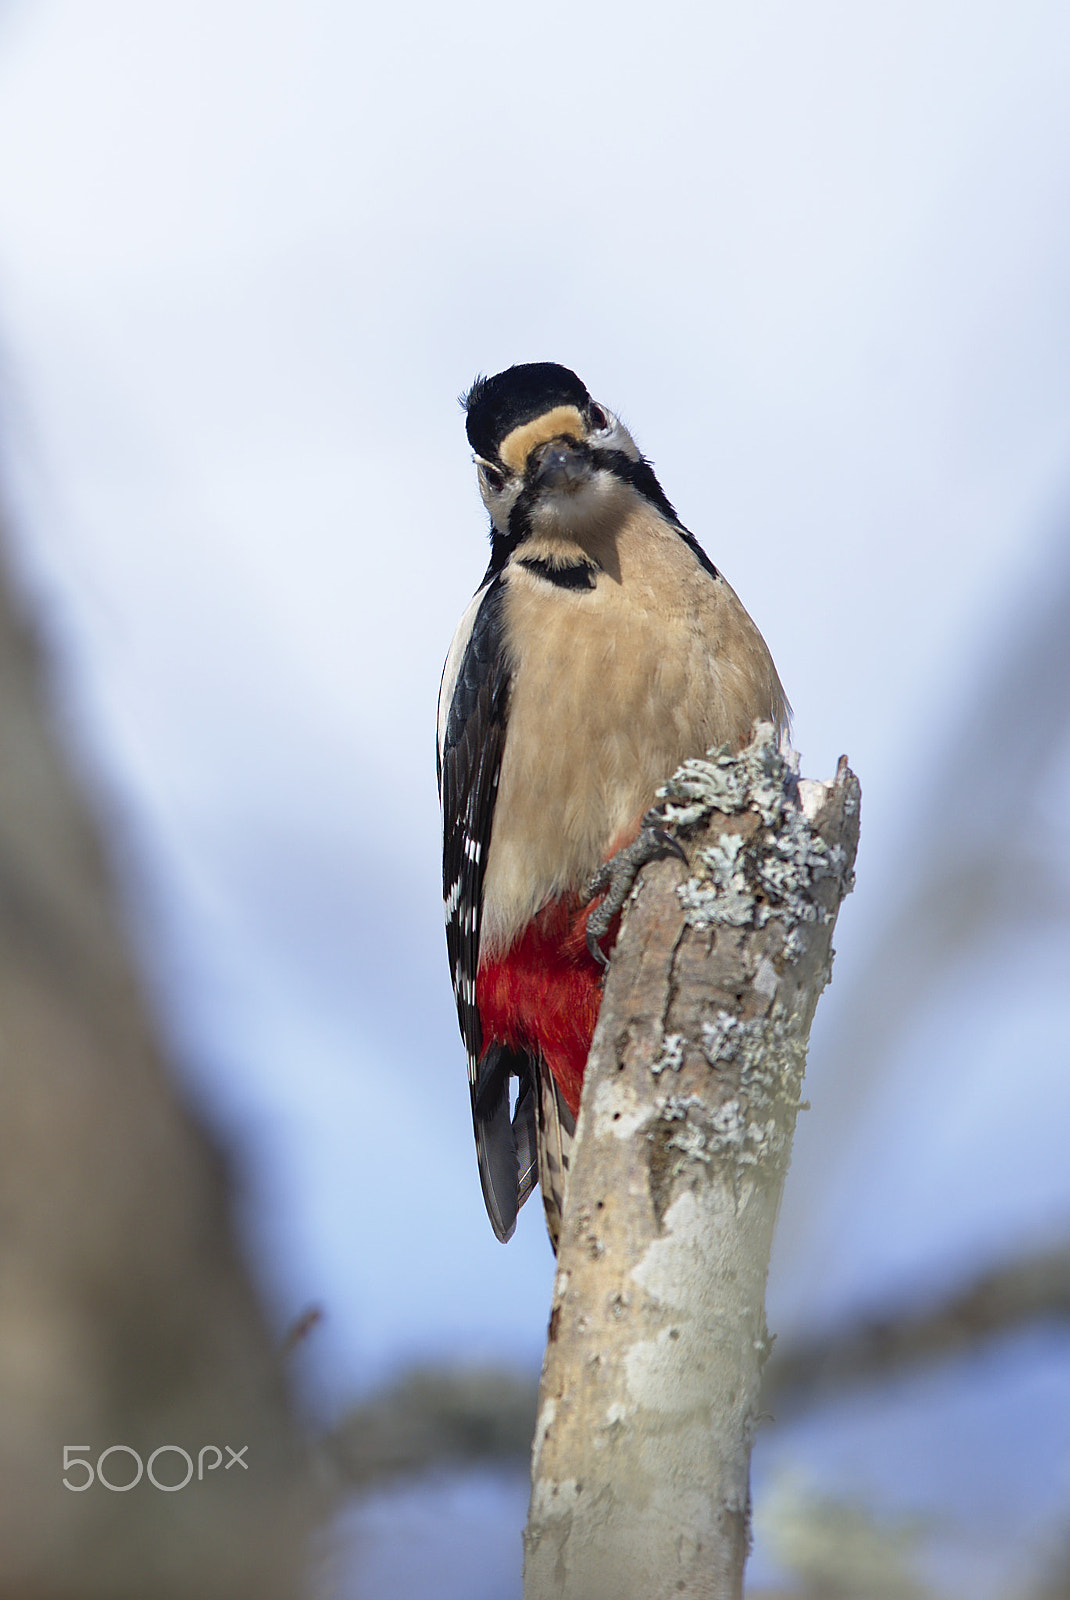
523 730 860 1600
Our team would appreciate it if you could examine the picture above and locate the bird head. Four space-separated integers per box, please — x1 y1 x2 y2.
463 362 647 538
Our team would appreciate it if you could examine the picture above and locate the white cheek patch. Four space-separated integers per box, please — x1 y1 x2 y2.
482 477 524 531
604 417 641 461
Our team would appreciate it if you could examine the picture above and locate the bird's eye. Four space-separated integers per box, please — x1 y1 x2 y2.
589 403 611 433
480 462 505 493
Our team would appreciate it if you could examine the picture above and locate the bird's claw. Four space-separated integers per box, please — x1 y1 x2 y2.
584 815 688 967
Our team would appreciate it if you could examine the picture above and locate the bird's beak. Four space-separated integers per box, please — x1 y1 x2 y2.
531 437 590 491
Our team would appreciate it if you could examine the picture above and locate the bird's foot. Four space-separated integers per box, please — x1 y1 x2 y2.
583 812 687 968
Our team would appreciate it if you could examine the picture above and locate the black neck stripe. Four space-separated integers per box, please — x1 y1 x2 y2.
517 556 598 590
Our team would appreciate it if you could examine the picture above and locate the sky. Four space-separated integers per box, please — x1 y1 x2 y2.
0 1 1068 1592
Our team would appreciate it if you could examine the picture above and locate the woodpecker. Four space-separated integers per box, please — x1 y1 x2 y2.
437 363 788 1247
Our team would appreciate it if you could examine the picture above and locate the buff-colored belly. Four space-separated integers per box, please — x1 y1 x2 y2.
479 510 784 955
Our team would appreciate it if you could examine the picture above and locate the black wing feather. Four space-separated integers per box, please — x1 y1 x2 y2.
439 577 536 1240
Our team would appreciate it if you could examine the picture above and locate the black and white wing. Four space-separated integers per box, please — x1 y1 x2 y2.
437 576 537 1240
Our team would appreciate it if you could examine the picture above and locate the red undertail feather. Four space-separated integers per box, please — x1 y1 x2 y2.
476 896 616 1118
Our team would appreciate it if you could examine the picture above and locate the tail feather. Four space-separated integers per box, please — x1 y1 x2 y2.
514 1073 539 1210
535 1063 576 1252
473 1042 538 1242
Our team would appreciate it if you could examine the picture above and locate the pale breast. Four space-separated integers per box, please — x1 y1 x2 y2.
479 505 787 956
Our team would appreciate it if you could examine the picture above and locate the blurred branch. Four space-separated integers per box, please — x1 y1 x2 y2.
764 1239 1070 1416
756 1475 939 1600
0 512 308 1591
325 1366 538 1490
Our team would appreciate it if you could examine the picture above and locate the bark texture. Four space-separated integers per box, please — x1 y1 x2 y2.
523 730 860 1600
0 534 308 1591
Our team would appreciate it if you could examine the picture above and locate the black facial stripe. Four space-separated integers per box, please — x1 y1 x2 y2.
587 447 679 525
517 556 598 590
505 477 541 545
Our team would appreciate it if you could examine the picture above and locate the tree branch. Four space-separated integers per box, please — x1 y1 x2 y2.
523 731 860 1600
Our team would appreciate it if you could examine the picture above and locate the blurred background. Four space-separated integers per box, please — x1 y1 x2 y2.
0 1 1067 1594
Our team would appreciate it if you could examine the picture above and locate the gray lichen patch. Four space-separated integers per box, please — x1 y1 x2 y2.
678 832 753 928
701 1008 808 1113
646 977 815 1222
660 726 853 957
701 1010 742 1064
638 729 848 1205
650 1033 687 1075
657 722 790 828
656 1007 808 1184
